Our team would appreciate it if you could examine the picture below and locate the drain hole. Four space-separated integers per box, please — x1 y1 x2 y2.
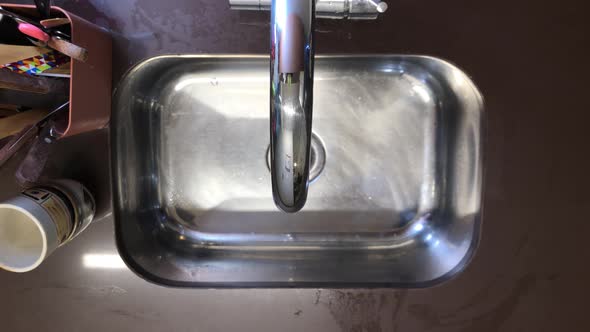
266 133 326 183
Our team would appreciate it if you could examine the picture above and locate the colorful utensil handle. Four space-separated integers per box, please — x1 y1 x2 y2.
18 23 50 43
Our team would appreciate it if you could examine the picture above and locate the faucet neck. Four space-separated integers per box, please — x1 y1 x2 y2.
270 0 315 212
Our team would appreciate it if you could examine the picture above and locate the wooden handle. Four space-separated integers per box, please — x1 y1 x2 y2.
0 109 49 139
0 45 50 65
40 18 71 28
0 69 50 93
48 38 88 62
0 68 69 95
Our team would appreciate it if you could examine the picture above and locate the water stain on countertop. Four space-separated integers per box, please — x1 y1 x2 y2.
316 289 407 332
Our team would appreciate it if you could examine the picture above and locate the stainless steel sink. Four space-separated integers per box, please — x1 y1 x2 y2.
111 55 484 287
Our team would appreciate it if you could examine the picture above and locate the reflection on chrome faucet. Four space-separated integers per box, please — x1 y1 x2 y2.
270 0 314 212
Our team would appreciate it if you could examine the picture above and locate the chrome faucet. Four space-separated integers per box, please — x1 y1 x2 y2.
269 0 314 212
230 0 388 212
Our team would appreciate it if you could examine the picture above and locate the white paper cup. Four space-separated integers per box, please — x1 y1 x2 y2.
0 181 95 273
0 195 62 272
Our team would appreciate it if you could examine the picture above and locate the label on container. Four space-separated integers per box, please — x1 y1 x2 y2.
23 188 72 243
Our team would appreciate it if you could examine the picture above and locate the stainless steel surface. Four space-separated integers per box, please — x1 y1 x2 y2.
229 0 271 10
270 0 315 212
229 0 388 19
112 54 483 287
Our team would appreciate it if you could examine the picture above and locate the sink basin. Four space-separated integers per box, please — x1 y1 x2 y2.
111 55 484 287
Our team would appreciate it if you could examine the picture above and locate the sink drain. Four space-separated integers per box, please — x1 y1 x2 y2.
266 133 326 183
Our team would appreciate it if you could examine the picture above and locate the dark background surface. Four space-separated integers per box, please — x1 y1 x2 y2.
1 0 589 331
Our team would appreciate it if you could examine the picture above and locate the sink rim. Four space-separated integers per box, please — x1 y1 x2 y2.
111 54 485 288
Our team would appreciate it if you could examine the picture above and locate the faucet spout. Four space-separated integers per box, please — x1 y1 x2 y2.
270 0 315 212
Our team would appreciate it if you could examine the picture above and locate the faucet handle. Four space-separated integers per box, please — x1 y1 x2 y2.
347 0 388 19
368 0 388 13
